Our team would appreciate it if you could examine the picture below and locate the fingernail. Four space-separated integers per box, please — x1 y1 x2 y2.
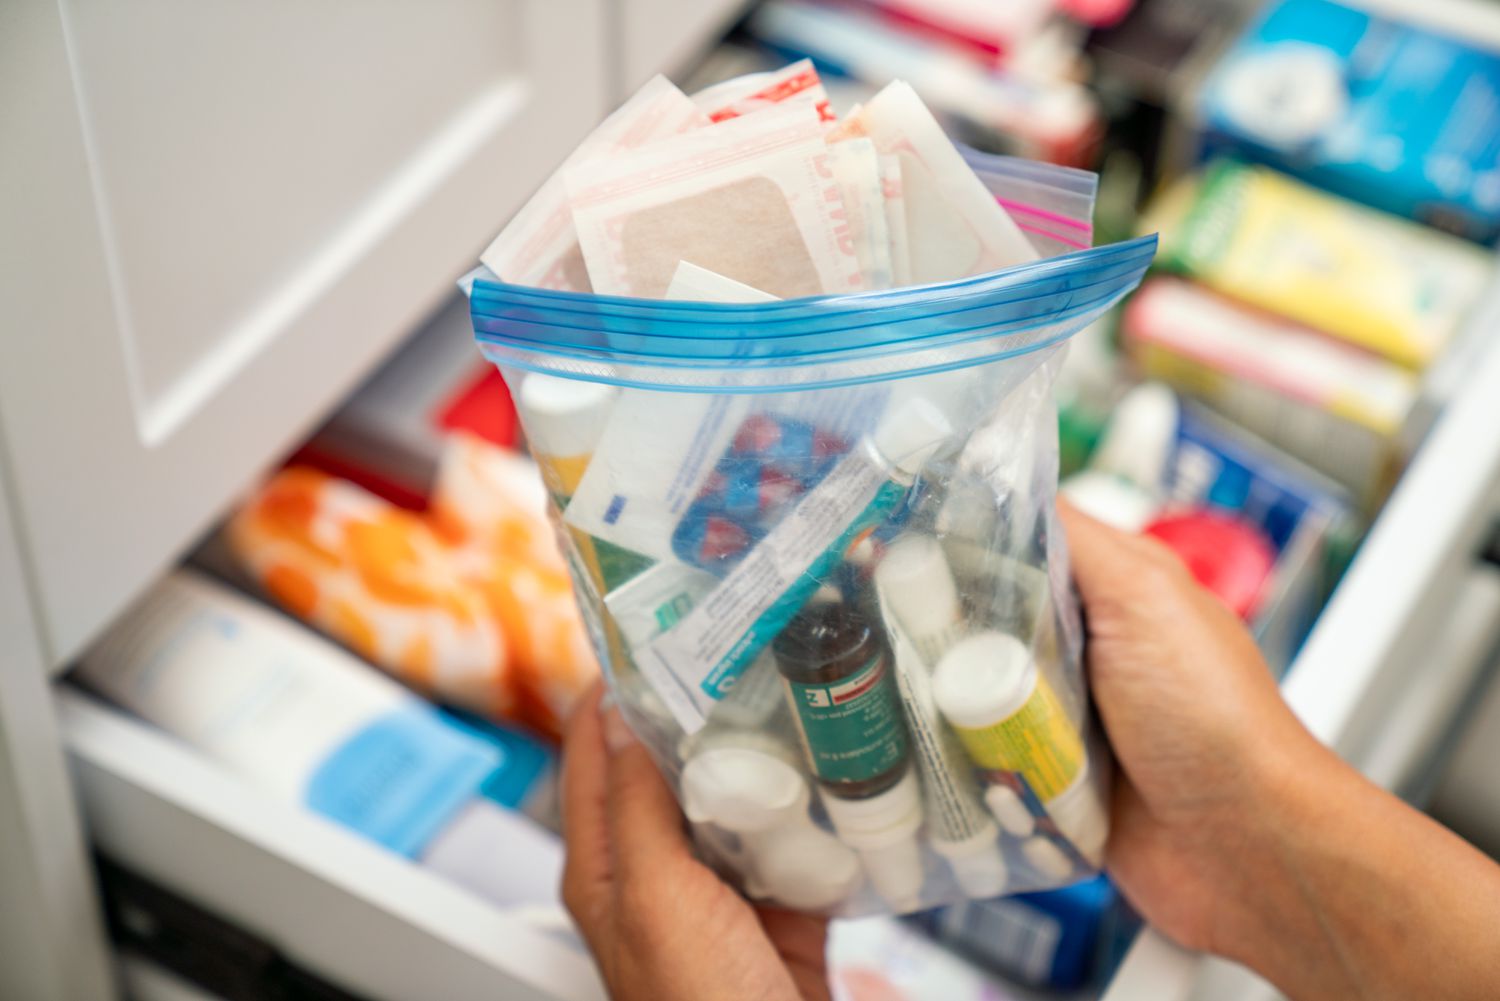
601 704 637 754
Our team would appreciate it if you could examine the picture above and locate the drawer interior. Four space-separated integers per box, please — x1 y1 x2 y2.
52 285 605 1001
58 687 601 1001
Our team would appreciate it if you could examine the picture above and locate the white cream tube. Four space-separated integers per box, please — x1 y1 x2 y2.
75 571 562 906
877 584 1008 898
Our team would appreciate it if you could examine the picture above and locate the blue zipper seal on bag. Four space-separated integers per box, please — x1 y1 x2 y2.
470 236 1156 392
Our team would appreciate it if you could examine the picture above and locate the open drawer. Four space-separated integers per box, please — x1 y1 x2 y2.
1100 270 1500 1000
58 688 604 1001
59 306 1500 1001
53 243 1500 1001
58 278 1500 1001
46 275 601 1001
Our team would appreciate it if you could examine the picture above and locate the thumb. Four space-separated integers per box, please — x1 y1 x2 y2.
602 706 694 881
1057 501 1193 618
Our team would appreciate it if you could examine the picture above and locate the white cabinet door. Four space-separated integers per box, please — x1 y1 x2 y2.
616 0 750 92
0 474 115 1001
0 1 607 669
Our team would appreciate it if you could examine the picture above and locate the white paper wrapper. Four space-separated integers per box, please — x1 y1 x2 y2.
833 81 1037 281
566 103 865 298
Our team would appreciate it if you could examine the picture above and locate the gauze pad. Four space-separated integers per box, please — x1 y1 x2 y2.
481 76 711 291
567 104 866 298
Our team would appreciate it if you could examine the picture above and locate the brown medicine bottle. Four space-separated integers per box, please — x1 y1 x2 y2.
772 602 910 800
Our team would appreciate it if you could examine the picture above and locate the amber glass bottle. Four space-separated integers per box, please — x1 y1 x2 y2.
773 601 910 800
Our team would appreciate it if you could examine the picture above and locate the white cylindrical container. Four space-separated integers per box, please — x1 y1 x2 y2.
1088 380 1178 494
1046 764 1109 866
984 784 1037 838
932 632 1090 831
75 571 562 907
821 769 927 910
516 373 616 499
876 585 1008 899
876 534 964 665
680 743 863 911
680 743 808 835
749 824 865 911
1021 835 1076 881
1059 380 1178 532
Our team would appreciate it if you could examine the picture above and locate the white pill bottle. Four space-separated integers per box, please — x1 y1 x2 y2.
932 631 1109 872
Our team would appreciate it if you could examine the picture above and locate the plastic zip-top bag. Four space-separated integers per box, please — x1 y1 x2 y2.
469 68 1154 918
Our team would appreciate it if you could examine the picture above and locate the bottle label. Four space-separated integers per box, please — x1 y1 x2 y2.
785 653 907 785
534 452 591 505
951 673 1083 802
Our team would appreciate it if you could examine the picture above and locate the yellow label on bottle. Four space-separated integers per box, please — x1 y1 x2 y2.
536 453 592 501
952 673 1083 802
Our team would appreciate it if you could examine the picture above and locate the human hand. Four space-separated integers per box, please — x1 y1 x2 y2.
1058 503 1334 955
1063 502 1500 1001
560 684 831 1001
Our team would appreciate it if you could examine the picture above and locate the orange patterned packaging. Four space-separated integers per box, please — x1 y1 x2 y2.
228 433 598 739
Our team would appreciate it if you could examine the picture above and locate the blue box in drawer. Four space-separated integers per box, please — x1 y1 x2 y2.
1200 0 1500 242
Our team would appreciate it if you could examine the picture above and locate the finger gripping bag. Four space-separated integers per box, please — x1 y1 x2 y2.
471 153 1155 916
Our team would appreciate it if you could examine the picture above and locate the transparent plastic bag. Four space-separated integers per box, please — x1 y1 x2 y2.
470 162 1153 915
963 146 1097 259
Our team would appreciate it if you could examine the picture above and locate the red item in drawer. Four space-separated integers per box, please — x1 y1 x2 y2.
435 366 519 450
1145 510 1276 620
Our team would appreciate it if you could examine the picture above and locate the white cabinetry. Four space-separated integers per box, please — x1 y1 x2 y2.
0 0 608 669
616 0 753 90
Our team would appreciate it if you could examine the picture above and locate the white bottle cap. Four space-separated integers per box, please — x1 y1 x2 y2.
748 825 863 911
1060 470 1158 533
1046 765 1108 867
821 769 927 910
680 747 809 835
872 398 954 479
875 535 962 655
1088 381 1178 494
678 722 798 770
517 374 616 460
859 838 927 912
932 632 1036 731
819 769 923 847
931 827 1008 899
983 784 1036 837
1021 835 1075 882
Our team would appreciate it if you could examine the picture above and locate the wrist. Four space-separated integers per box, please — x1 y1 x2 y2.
1204 732 1363 989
